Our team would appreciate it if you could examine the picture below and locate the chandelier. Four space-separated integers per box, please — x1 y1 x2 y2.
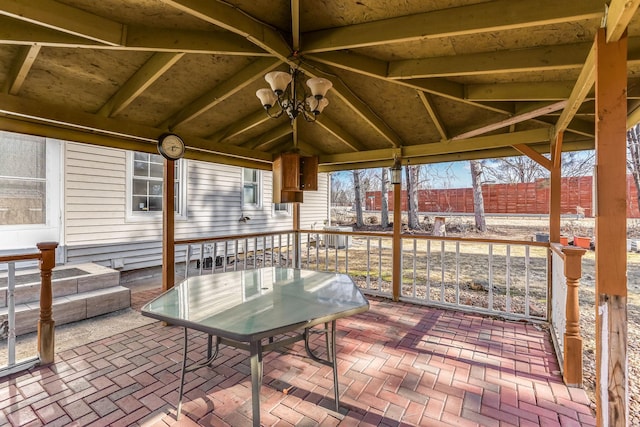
256 68 332 122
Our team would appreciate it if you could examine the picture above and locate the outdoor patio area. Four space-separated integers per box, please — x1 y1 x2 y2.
0 285 595 427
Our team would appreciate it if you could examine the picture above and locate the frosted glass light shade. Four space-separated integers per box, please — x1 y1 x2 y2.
307 96 329 114
256 88 277 109
265 71 292 94
306 77 333 98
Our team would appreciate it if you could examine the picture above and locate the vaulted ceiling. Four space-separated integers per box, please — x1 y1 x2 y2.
0 0 639 172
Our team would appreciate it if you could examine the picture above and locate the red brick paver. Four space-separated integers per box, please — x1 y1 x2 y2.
1 296 596 426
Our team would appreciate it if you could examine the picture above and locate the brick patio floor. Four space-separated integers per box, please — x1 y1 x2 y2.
1 290 596 426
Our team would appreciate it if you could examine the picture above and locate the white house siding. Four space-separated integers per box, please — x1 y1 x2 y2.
299 173 330 230
63 143 330 271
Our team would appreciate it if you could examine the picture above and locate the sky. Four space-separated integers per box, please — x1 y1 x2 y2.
332 160 473 189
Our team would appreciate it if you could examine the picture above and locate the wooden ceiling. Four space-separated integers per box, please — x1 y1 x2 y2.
0 0 639 171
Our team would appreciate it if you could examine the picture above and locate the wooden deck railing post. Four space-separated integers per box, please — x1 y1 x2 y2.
562 246 586 386
37 242 58 365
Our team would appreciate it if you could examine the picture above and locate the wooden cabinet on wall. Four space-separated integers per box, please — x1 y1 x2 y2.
272 153 318 203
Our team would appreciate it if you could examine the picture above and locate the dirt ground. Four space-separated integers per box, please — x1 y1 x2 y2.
334 211 640 419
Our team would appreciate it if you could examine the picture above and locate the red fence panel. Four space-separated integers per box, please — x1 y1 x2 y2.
366 175 640 218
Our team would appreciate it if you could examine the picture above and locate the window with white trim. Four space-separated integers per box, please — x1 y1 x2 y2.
242 168 261 207
0 133 46 225
273 203 291 215
128 152 185 217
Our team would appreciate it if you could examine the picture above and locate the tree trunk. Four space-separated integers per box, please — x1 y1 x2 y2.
353 170 364 227
470 160 487 232
628 125 640 213
381 167 390 227
406 165 420 229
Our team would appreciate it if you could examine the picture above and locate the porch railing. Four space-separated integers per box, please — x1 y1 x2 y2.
549 243 586 386
178 230 550 320
176 229 584 386
0 242 58 377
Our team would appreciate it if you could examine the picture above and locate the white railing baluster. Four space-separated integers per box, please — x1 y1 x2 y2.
412 239 417 298
506 244 512 313
8 262 16 366
426 240 431 303
488 243 494 311
455 241 460 306
377 237 382 291
440 240 445 303
366 238 371 290
525 245 531 318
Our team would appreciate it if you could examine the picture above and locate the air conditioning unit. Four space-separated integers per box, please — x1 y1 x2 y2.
323 226 352 249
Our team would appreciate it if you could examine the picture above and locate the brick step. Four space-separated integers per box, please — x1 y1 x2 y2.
0 286 131 336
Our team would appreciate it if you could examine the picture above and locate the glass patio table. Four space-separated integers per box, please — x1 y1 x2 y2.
141 267 369 427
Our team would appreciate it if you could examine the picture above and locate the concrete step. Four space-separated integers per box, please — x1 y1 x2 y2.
0 286 131 336
0 263 120 307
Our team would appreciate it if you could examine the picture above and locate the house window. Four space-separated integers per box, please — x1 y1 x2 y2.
0 134 46 225
274 203 290 215
243 168 261 207
129 152 185 216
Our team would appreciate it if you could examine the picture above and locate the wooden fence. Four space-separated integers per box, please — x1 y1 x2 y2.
365 175 640 218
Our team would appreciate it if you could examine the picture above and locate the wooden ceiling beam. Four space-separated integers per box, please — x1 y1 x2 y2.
466 81 578 101
0 16 268 55
512 144 553 170
98 52 185 118
320 128 551 165
291 0 300 51
417 91 447 140
0 92 272 162
301 0 603 53
242 122 292 150
163 57 281 129
299 61 403 148
388 42 591 79
1 0 124 45
555 41 596 139
162 0 291 60
316 116 366 152
605 0 640 42
208 110 270 144
125 26 269 55
452 101 567 140
2 45 40 95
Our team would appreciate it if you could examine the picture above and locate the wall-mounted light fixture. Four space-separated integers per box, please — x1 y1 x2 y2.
390 155 402 185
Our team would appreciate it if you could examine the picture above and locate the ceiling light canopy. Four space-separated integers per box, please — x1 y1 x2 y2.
256 68 332 122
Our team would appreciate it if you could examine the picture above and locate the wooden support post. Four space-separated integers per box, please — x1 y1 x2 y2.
162 159 176 291
562 247 586 386
594 27 628 427
549 132 563 242
37 241 58 365
392 181 402 301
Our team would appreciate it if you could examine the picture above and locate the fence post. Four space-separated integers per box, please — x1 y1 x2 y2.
37 242 58 365
562 246 586 386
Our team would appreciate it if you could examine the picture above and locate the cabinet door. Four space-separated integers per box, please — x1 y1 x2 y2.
301 156 318 190
280 153 300 190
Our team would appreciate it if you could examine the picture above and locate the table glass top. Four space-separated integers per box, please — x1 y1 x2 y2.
141 267 369 340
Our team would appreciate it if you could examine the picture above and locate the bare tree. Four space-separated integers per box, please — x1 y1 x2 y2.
628 124 640 213
562 151 594 177
406 165 420 229
469 160 487 231
482 155 548 183
380 167 390 227
331 172 353 206
353 170 364 227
